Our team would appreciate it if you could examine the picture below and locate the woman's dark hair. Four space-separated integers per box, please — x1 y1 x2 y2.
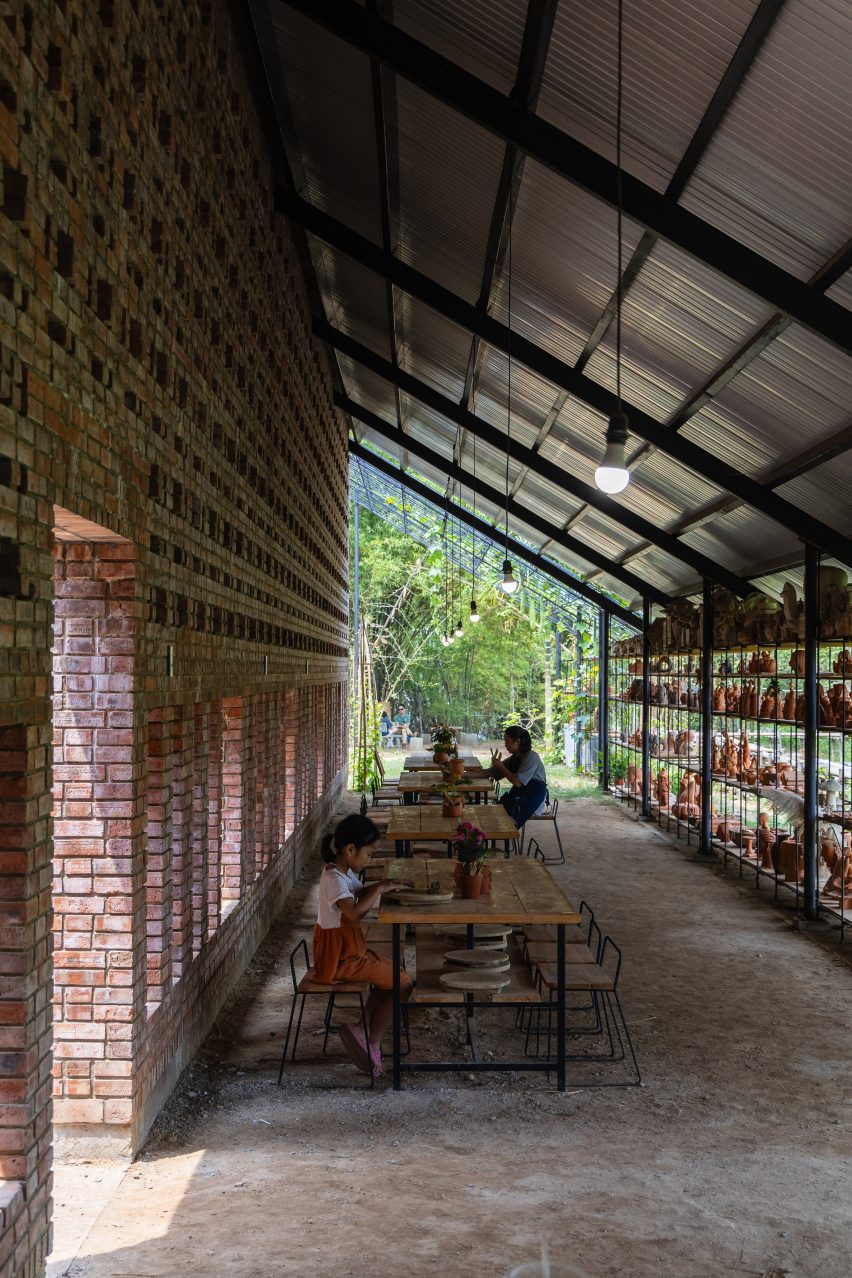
320 814 382 863
504 725 532 755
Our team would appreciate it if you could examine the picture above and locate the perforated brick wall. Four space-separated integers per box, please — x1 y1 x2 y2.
1 0 351 1270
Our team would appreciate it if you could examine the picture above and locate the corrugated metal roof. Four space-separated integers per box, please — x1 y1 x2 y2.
680 0 852 277
250 0 852 603
538 0 760 192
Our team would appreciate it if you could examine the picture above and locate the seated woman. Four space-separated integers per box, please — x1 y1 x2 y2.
379 708 393 749
489 725 548 828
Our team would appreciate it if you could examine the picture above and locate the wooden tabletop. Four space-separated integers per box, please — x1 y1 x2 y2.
375 856 581 926
403 752 482 771
396 771 494 794
386 802 518 842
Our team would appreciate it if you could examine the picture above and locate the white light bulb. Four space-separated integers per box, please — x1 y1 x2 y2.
470 600 480 623
455 618 463 637
595 417 630 493
500 559 518 594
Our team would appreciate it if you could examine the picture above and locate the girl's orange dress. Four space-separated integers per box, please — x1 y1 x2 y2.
313 905 396 989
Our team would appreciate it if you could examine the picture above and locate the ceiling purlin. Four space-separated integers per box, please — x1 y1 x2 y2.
323 321 752 595
512 0 788 510
278 189 852 569
275 0 852 358
341 390 669 606
447 0 560 501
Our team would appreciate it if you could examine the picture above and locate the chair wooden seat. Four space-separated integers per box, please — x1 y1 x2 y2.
522 923 585 944
525 942 599 967
534 962 616 992
297 969 371 995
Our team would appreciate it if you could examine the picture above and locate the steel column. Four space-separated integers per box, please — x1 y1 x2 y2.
600 612 610 791
803 544 819 920
641 599 651 817
699 579 716 858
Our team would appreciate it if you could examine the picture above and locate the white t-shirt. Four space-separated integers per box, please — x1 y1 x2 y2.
317 865 362 929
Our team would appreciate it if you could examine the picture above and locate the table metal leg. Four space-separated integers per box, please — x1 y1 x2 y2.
557 922 566 1091
392 924 401 1091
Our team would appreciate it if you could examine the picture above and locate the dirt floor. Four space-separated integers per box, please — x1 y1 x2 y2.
49 796 852 1278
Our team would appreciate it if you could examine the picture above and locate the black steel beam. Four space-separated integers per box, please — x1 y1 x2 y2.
599 612 610 790
279 193 852 569
277 0 852 359
342 393 665 609
348 438 643 629
320 321 754 595
803 544 818 920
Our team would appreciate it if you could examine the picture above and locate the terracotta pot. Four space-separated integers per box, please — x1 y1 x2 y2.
480 866 492 895
459 873 483 900
790 650 806 676
447 758 465 781
442 797 465 818
433 750 450 765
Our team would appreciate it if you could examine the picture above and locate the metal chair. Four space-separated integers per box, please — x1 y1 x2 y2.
523 932 641 1087
277 939 375 1087
519 798 565 863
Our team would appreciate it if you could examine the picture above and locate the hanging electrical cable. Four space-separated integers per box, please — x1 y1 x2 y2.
470 429 480 622
500 203 518 594
595 0 631 495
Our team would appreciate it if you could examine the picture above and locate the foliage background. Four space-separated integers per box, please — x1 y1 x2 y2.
350 505 603 762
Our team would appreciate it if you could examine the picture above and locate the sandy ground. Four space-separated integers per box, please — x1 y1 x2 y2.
49 797 852 1278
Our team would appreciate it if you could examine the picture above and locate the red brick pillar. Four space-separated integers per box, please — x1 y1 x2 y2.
51 540 138 1129
0 720 53 1270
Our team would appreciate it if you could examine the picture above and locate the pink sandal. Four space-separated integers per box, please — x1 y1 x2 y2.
338 1024 377 1076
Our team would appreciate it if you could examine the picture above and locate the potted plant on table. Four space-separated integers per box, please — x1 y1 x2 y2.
440 787 466 819
452 820 491 898
431 723 456 765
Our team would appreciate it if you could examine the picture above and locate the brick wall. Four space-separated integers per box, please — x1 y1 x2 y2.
1 0 350 1271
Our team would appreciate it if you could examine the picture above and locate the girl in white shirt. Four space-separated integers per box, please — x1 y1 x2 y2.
313 814 413 1076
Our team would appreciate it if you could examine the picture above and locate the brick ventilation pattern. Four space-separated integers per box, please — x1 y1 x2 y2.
1 0 353 1270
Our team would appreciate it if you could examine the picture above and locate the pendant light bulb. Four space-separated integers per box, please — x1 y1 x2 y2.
455 617 463 638
470 599 480 623
500 559 518 595
441 631 448 647
595 410 630 494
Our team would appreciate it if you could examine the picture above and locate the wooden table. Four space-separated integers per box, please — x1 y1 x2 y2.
386 802 518 855
376 857 581 1090
403 751 482 772
396 771 494 804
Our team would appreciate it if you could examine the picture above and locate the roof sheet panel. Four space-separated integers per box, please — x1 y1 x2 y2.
395 83 507 305
537 0 758 193
775 457 852 537
503 161 645 364
392 0 525 96
257 4 382 244
396 299 472 405
711 322 852 455
680 0 852 277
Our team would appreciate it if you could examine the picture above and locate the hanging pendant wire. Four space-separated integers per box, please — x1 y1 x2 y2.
615 0 624 414
594 0 630 494
505 206 512 553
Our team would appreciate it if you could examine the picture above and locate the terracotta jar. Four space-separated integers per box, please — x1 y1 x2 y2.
433 750 450 765
442 796 465 818
447 757 465 781
459 873 483 900
790 650 806 675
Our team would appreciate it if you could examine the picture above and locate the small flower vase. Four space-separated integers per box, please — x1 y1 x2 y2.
447 758 465 781
442 796 465 818
460 872 483 900
433 750 450 765
480 866 492 895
